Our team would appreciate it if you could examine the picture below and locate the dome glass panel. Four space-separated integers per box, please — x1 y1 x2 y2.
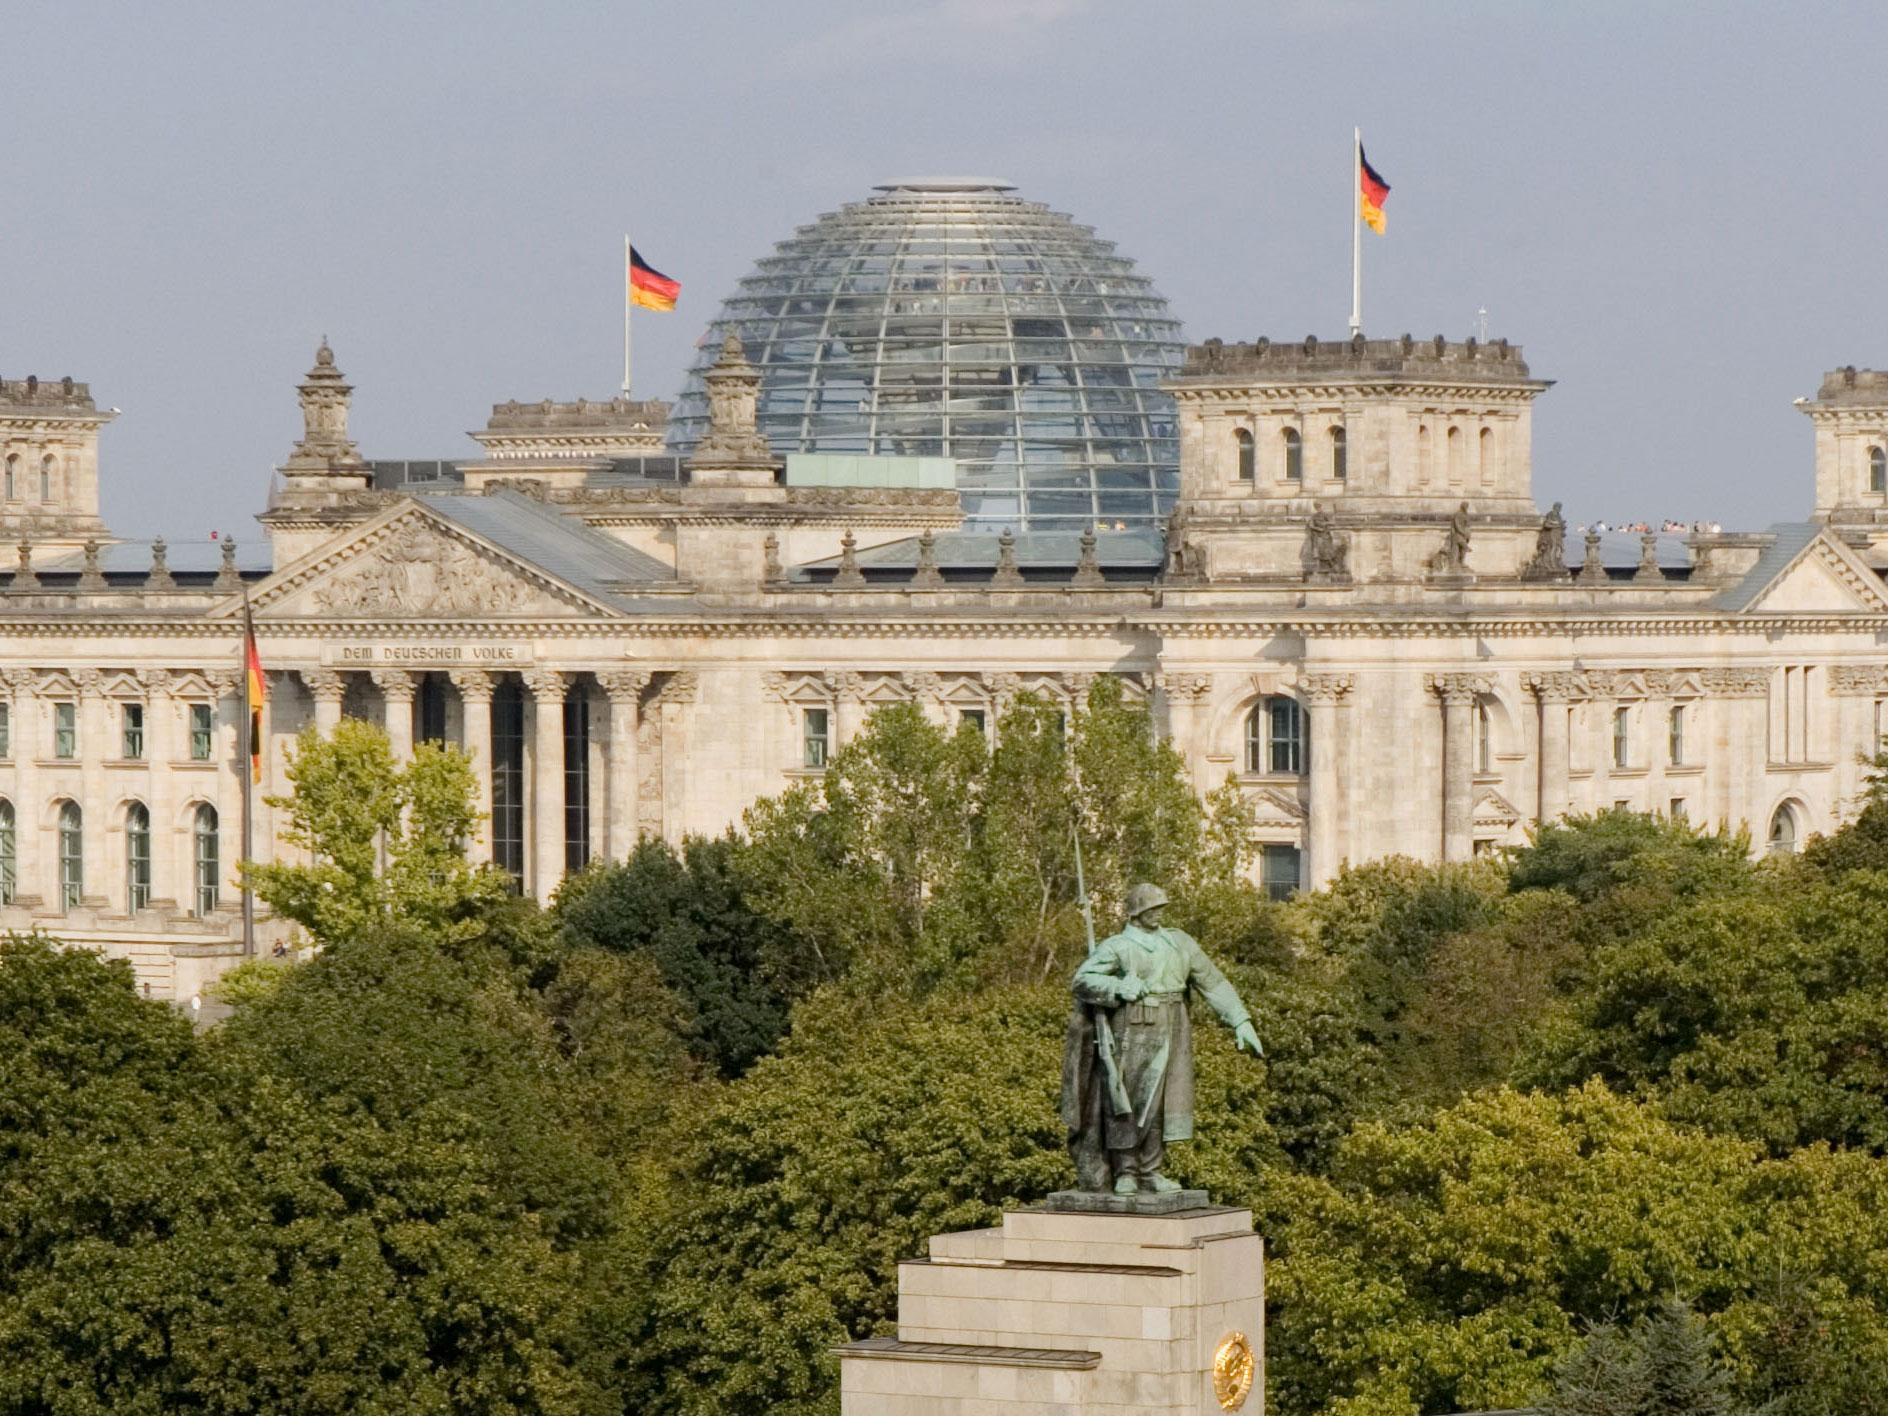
667 180 1185 530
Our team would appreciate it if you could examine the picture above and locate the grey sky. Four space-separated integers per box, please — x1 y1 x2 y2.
4 0 1883 540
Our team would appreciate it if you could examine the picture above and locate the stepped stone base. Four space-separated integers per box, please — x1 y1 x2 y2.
836 1202 1264 1414
1040 1187 1212 1215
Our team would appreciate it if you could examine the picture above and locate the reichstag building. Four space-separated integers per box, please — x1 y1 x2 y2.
4 177 1886 1000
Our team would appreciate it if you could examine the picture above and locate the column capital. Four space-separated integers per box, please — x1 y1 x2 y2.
1524 670 1577 703
987 670 1024 709
369 667 418 703
447 668 496 703
2 667 35 696
1298 672 1354 704
1426 672 1489 705
522 668 568 701
301 668 347 705
827 669 867 704
137 668 175 698
1641 670 1676 699
596 669 652 704
903 670 944 705
74 667 104 698
1061 671 1097 706
1699 666 1770 699
1155 671 1214 702
654 670 699 706
206 669 242 700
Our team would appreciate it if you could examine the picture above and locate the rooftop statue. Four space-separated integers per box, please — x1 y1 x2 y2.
1059 882 1263 1196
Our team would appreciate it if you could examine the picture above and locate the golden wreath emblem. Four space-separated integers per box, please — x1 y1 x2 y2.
1213 1330 1254 1410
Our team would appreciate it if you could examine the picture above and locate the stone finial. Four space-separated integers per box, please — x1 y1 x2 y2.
214 537 242 591
147 537 176 591
282 338 365 474
991 527 1024 587
1071 526 1104 587
761 531 782 583
10 538 37 592
688 331 777 473
1634 532 1662 583
912 528 943 587
1577 530 1607 584
76 540 108 592
833 528 866 588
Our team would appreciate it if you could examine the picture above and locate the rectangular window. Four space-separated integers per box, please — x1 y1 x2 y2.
122 703 144 760
803 708 830 769
959 708 986 736
0 701 9 758
418 675 448 745
53 702 76 760
1668 704 1685 766
1669 798 1688 822
563 690 591 874
1613 798 1631 812
1260 844 1302 902
1612 706 1631 769
1477 704 1493 774
189 703 213 761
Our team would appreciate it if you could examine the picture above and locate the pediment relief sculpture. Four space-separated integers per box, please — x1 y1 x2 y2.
300 522 569 616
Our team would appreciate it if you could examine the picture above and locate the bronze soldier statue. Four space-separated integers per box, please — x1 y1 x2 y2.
1059 883 1263 1195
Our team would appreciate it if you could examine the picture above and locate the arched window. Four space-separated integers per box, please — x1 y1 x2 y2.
1330 425 1347 481
193 805 219 916
1477 702 1493 774
1871 445 1887 496
1479 426 1493 484
1417 423 1432 484
39 454 53 503
1446 425 1464 483
57 801 82 910
0 799 14 905
1245 696 1306 775
1282 428 1302 482
2 454 15 501
126 803 151 911
1234 428 1255 482
1767 803 1800 855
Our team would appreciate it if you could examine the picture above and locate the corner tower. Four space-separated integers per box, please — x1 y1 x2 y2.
1800 366 1888 546
1166 334 1551 580
257 340 381 565
0 374 115 549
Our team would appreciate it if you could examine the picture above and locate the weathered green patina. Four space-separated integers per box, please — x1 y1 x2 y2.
1059 882 1264 1195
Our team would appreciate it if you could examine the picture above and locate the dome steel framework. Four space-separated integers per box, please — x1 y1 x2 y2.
666 179 1185 530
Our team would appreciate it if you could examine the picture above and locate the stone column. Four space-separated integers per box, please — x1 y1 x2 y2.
448 670 495 861
597 671 648 861
1704 668 1771 835
1428 673 1482 861
137 671 177 910
75 669 110 908
3 669 38 906
1154 671 1214 790
651 671 697 842
371 669 417 761
208 670 244 915
904 671 947 727
1527 672 1574 824
1831 667 1883 811
303 669 346 735
523 669 566 903
1301 673 1353 888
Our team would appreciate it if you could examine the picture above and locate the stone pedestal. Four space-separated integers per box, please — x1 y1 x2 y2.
836 1203 1264 1415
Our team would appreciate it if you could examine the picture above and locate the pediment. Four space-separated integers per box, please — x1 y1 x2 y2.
1742 534 1888 615
1473 788 1522 827
1245 786 1308 825
230 503 619 621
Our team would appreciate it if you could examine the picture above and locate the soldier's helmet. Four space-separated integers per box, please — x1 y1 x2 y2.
1125 882 1170 919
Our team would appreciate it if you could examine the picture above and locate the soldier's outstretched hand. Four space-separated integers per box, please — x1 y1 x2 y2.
1233 1021 1264 1058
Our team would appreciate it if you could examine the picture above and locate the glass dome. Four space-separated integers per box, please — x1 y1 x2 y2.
666 179 1185 530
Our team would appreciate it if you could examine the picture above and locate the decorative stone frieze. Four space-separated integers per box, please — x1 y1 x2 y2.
1298 673 1354 703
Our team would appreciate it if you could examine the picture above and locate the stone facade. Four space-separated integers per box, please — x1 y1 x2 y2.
6 332 1888 1000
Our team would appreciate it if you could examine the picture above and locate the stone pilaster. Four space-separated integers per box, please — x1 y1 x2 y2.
522 669 567 903
830 670 866 748
1154 671 1213 788
1427 673 1487 861
1525 671 1575 824
1300 673 1353 887
596 670 649 861
448 670 495 860
75 669 109 908
1701 667 1772 833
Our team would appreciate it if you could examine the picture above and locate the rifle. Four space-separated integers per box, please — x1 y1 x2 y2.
1074 815 1132 1117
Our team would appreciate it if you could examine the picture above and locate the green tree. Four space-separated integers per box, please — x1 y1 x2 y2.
246 719 511 947
1802 750 1888 876
553 836 803 1075
1545 1300 1735 1416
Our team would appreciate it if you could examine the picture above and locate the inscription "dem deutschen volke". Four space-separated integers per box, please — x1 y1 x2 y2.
333 645 530 666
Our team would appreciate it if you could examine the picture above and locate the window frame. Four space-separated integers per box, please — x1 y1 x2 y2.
53 701 77 760
1234 427 1255 482
121 702 145 761
1259 843 1302 902
1330 424 1346 481
1612 705 1632 769
57 801 82 910
1245 696 1306 776
0 799 14 905
1668 703 1685 766
1871 445 1887 496
1281 427 1302 482
802 707 831 769
126 802 151 912
193 804 219 916
188 703 214 761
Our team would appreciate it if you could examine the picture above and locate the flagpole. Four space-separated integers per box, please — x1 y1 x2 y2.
623 234 633 395
239 589 255 958
1350 127 1363 337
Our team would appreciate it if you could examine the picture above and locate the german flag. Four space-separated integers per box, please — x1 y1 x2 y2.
628 246 681 312
242 595 266 782
1359 146 1390 234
